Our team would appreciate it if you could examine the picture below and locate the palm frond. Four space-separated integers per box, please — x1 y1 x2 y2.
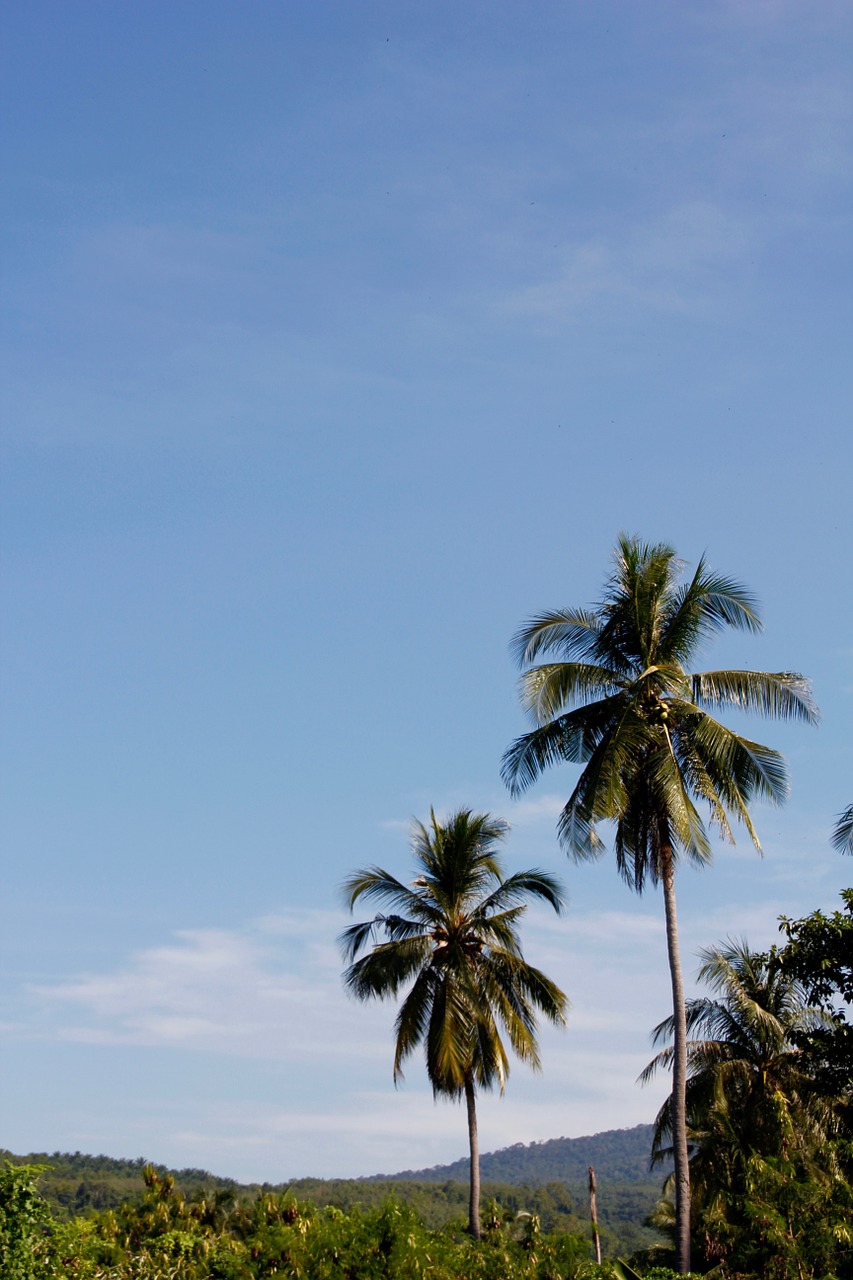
501 693 628 796
344 935 433 1001
556 722 647 864
393 967 438 1083
426 973 475 1094
510 608 603 666
474 869 566 917
686 710 791 811
659 559 762 664
470 908 528 956
475 972 538 1075
692 669 819 724
518 661 626 722
470 1004 509 1093
648 741 713 866
342 866 440 922
338 918 383 964
831 803 853 854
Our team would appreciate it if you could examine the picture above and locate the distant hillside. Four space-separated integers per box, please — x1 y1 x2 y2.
2 1125 667 1257
0 1150 241 1218
372 1122 661 1186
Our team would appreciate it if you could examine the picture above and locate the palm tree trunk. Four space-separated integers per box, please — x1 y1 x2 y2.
588 1165 602 1264
464 1074 481 1239
661 855 691 1274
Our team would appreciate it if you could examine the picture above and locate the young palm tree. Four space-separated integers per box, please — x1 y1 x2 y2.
340 808 568 1239
501 534 818 1272
640 942 845 1271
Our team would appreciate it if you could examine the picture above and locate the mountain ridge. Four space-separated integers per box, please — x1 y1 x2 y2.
369 1122 662 1186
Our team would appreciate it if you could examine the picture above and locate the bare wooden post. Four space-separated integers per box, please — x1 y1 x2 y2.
588 1165 602 1264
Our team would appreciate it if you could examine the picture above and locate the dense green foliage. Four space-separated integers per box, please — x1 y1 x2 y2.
0 1163 51 1280
642 939 853 1278
1 1161 667 1280
374 1123 666 1256
777 888 853 1096
0 1152 241 1220
0 1132 665 1259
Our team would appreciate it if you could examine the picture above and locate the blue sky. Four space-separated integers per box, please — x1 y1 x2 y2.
1 0 851 1182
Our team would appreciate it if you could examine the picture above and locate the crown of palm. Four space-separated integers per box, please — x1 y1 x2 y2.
502 536 818 888
340 809 567 1096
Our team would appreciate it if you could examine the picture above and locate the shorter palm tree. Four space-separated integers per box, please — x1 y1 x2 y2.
340 808 568 1238
640 941 843 1269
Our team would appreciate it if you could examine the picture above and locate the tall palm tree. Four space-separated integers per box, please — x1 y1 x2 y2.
640 942 845 1272
500 535 818 1272
340 808 568 1239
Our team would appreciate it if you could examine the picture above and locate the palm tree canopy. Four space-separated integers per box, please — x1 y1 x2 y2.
640 941 838 1166
640 942 850 1273
502 535 818 890
340 808 568 1097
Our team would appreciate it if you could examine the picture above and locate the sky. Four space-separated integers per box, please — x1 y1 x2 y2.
1 0 851 1184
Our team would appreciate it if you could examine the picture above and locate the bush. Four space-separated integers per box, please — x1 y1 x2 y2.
0 1163 51 1280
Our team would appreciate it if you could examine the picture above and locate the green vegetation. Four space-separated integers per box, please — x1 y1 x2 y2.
0 1135 666 1260
0 1159 660 1280
640 938 852 1276
778 887 853 1095
341 807 568 1238
501 535 818 1271
0 1162 51 1280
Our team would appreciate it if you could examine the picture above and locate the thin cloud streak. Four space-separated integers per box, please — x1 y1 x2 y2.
503 202 756 321
31 915 391 1062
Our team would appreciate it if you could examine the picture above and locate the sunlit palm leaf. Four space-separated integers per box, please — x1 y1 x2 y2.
692 669 818 723
510 607 604 667
518 661 625 721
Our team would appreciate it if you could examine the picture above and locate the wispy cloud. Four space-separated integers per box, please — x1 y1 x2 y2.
16 898 682 1179
32 914 390 1062
506 794 567 825
504 202 755 322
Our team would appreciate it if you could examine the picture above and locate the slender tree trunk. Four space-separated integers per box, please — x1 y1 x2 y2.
661 855 691 1274
464 1075 481 1239
588 1165 602 1264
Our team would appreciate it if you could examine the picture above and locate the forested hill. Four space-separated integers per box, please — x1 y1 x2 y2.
372 1123 660 1185
2 1126 666 1255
